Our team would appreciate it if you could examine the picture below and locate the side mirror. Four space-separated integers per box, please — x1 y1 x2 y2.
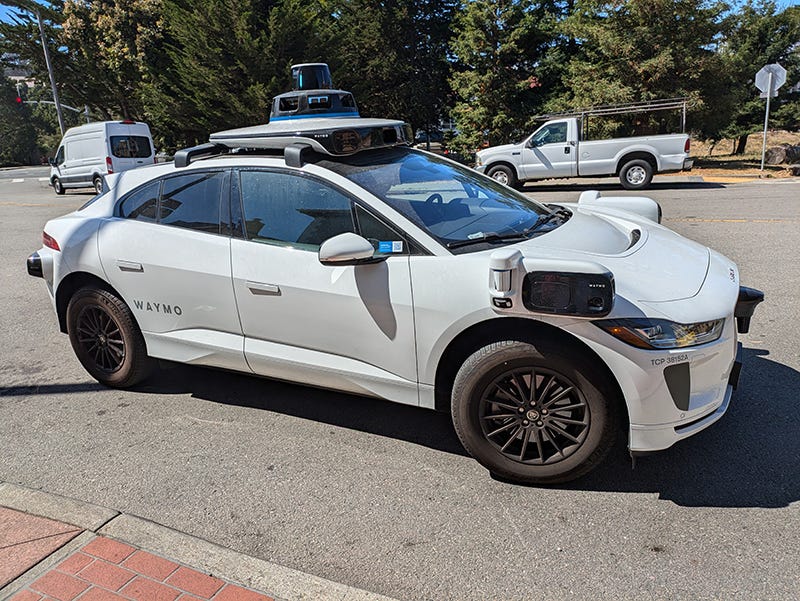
318 232 386 266
48 157 55 166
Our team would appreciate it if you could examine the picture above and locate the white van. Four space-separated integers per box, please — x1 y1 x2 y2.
49 121 155 194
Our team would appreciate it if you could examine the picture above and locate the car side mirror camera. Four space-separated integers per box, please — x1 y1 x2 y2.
318 232 387 266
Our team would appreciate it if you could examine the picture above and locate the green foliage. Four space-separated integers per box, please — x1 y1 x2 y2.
140 0 332 150
1 0 797 162
449 0 560 152
718 2 800 144
559 0 734 138
328 0 456 133
0 74 38 166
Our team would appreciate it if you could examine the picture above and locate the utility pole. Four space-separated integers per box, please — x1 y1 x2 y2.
35 8 66 136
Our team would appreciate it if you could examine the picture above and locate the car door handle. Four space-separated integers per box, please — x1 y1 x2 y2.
564 146 571 154
116 260 143 272
246 281 281 296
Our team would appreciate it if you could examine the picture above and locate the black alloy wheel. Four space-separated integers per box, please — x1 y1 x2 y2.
451 340 618 484
67 287 153 387
480 367 590 465
74 304 126 373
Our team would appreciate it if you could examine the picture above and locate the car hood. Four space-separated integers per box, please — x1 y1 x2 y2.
477 143 518 159
516 206 709 303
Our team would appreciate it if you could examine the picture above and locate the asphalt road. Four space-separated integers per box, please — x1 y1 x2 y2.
1 167 798 601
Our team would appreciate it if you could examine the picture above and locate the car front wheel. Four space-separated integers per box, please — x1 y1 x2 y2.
487 164 518 188
66 287 153 388
52 177 65 195
451 340 618 484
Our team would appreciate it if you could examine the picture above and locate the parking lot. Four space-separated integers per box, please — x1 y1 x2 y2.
1 167 798 600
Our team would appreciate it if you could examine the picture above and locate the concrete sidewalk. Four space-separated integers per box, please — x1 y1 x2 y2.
0 483 397 601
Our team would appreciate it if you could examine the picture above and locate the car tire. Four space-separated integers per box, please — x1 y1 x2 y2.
619 159 653 190
451 339 618 484
487 164 518 188
52 177 65 195
92 176 103 194
66 287 153 388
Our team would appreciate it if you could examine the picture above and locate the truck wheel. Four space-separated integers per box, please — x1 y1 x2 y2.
66 287 153 388
620 159 653 190
451 340 618 484
52 177 65 195
93 176 103 194
487 164 518 188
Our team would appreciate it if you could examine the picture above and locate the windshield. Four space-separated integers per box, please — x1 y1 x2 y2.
317 148 555 253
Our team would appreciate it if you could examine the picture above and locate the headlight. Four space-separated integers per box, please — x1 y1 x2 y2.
594 318 725 349
474 155 483 167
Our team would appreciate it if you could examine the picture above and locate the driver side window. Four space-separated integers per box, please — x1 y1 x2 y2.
532 122 568 146
238 170 357 251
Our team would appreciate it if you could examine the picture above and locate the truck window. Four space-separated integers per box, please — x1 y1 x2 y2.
531 122 568 146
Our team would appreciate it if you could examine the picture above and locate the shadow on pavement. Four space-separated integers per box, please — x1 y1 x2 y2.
562 347 800 508
134 346 798 509
12 346 793 509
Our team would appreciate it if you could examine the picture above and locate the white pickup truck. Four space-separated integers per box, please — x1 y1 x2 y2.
474 117 693 190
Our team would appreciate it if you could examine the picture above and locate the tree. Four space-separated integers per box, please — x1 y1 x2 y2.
141 0 332 150
719 2 800 153
0 74 38 166
449 0 559 152
560 0 731 138
59 0 163 120
327 0 456 134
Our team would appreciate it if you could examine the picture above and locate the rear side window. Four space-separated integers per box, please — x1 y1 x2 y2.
239 170 356 250
119 180 160 222
111 136 152 158
118 171 224 234
159 172 223 234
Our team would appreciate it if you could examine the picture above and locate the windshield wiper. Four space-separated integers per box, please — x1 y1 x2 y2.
446 231 530 249
532 207 572 230
445 208 572 250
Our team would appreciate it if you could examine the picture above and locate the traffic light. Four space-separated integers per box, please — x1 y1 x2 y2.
15 96 23 105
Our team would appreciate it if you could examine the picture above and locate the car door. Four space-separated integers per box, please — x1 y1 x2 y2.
97 169 248 372
230 168 419 405
520 121 577 179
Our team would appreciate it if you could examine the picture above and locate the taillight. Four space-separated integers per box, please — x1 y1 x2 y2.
106 156 113 174
684 138 690 153
43 231 60 251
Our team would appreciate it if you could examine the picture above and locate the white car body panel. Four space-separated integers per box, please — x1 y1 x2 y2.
30 143 754 461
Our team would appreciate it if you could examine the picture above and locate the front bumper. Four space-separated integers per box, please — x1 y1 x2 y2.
629 343 742 454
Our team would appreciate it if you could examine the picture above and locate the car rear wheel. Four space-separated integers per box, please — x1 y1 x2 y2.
451 340 618 484
92 176 103 194
619 159 653 190
487 164 518 188
52 177 65 195
66 287 153 388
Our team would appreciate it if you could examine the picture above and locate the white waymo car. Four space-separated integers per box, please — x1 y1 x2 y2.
28 116 763 484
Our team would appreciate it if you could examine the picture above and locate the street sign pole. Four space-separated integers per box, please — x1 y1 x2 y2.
760 72 773 171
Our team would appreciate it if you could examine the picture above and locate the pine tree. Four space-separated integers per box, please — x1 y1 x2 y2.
449 0 558 152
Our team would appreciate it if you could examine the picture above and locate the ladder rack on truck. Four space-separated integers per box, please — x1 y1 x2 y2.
533 98 690 138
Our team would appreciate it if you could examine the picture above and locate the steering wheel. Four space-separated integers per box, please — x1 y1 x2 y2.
425 193 443 204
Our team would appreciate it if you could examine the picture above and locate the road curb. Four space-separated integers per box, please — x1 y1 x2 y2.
0 482 399 601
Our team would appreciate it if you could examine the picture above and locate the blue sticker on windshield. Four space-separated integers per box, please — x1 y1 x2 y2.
378 241 404 253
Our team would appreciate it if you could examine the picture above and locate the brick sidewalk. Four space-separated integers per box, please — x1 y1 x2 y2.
2 508 274 601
